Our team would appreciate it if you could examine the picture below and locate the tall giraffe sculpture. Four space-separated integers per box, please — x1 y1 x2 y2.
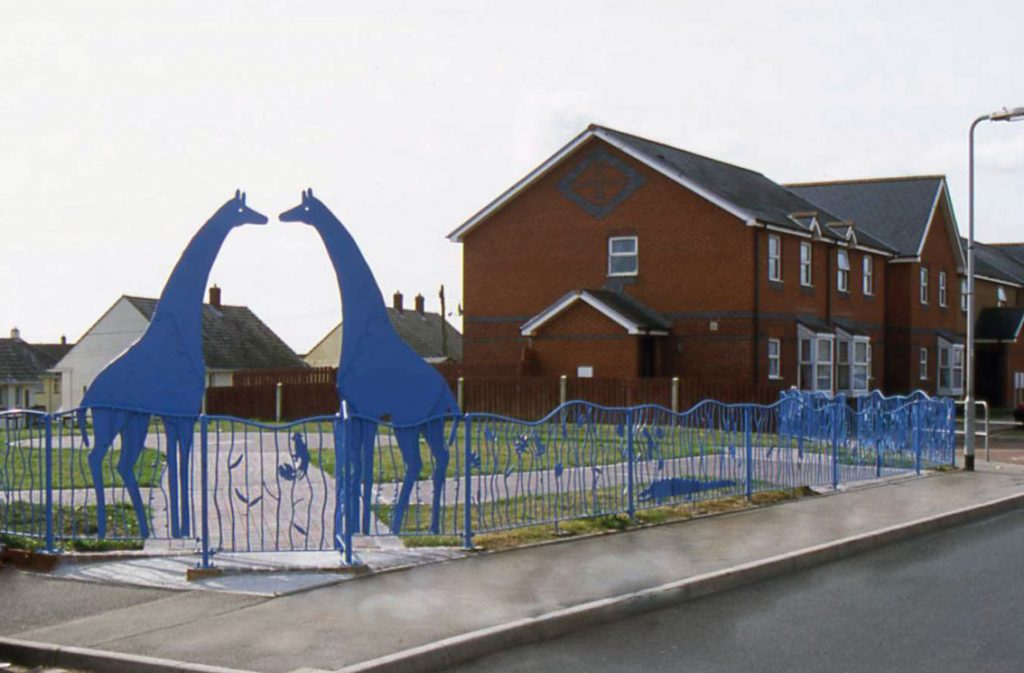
78 191 268 538
280 189 459 536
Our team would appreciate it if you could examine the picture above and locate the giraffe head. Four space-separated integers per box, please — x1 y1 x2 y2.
279 188 327 225
218 189 269 226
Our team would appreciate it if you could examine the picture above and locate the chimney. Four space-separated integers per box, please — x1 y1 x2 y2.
393 291 404 312
209 285 222 309
10 327 20 340
60 335 67 345
414 294 425 315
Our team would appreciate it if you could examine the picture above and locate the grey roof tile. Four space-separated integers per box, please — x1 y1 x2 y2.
124 296 306 370
0 339 63 382
385 307 464 361
597 127 879 244
966 239 1024 285
788 177 944 257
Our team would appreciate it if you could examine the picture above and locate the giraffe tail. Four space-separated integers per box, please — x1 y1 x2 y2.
77 407 90 447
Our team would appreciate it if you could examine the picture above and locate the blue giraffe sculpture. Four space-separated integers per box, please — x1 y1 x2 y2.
280 189 460 536
77 191 268 538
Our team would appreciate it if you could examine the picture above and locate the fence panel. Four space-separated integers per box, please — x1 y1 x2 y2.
1 390 957 557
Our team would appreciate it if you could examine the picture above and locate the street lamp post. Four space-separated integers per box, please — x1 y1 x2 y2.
965 106 1024 472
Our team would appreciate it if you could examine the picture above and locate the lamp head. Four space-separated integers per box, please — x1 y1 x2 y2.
990 106 1024 122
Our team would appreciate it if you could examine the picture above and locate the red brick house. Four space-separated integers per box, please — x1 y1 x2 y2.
449 125 1024 403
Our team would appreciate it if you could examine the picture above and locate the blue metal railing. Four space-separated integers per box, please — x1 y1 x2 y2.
0 389 956 565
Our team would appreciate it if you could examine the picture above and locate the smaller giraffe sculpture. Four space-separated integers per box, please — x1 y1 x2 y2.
78 191 268 538
280 189 460 537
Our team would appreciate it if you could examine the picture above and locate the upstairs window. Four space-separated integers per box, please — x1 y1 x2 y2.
863 255 874 295
800 241 813 287
939 271 947 307
920 267 929 304
961 278 968 312
768 234 782 282
998 286 1008 307
837 250 850 292
920 348 928 381
608 236 638 276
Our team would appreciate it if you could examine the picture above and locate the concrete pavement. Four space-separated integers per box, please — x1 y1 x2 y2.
2 463 1024 673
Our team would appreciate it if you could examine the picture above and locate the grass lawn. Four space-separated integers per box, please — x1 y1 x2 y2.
370 476 782 538
397 486 815 550
310 421 738 484
0 446 165 490
0 501 147 551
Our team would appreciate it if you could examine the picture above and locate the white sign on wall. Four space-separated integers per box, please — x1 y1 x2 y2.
577 366 594 378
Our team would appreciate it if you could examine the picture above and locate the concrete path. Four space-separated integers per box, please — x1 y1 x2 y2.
3 464 1024 673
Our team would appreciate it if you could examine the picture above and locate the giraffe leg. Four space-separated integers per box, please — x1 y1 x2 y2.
177 419 195 538
391 427 423 535
423 418 450 535
360 422 376 535
117 414 151 539
164 421 181 537
87 409 124 540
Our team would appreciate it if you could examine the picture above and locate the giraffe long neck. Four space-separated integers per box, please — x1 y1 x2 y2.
147 216 233 351
310 208 390 375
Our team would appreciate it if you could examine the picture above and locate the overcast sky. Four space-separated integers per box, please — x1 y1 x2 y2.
2 0 1022 353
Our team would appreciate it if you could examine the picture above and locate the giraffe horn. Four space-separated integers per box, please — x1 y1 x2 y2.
241 191 247 205
235 189 241 200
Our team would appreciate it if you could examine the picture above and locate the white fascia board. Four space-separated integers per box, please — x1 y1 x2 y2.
890 256 922 264
520 292 582 336
853 243 896 257
976 274 1024 289
764 223 812 239
917 181 966 272
448 130 596 242
520 290 658 337
916 183 943 258
592 128 755 225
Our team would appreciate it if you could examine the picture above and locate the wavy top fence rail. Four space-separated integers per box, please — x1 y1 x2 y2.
1 389 956 567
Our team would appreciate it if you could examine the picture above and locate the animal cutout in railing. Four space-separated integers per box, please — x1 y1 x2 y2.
77 191 268 538
280 189 460 538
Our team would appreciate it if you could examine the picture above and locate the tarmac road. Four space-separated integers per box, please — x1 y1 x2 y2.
451 508 1024 673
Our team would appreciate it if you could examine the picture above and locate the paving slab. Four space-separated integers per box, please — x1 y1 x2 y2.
3 465 1024 673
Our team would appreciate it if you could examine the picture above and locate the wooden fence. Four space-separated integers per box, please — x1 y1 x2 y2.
205 367 784 421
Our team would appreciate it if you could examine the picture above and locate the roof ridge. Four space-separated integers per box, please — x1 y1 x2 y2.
784 175 946 188
591 124 767 178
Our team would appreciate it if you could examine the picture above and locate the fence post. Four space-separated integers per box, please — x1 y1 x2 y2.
275 382 283 422
626 408 635 520
341 412 354 566
457 376 465 410
744 406 753 500
44 413 55 554
199 414 213 569
671 377 680 413
559 375 568 406
831 399 840 490
463 414 474 550
913 402 922 476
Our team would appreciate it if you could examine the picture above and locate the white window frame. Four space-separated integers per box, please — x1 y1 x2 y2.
920 347 928 381
835 329 870 393
937 338 964 395
961 278 968 313
837 250 850 293
800 241 813 287
997 286 1008 307
767 338 781 379
862 255 874 296
939 271 947 307
607 236 638 277
767 234 782 282
797 325 834 393
920 267 929 305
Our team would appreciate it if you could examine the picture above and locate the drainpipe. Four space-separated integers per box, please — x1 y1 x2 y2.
752 226 760 386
